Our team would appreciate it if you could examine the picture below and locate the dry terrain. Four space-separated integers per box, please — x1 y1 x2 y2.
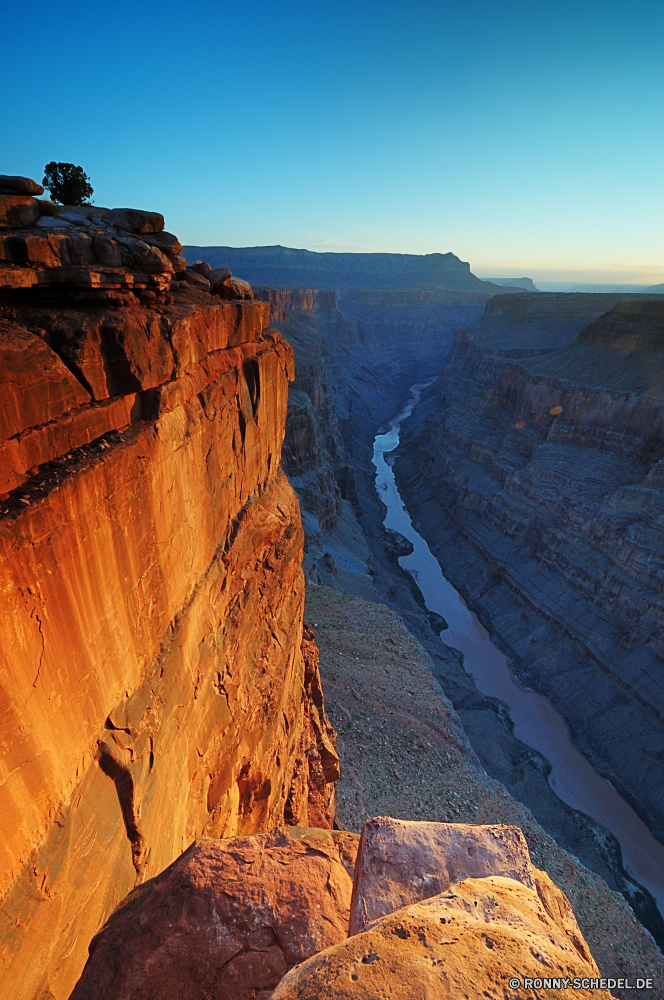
306 584 664 999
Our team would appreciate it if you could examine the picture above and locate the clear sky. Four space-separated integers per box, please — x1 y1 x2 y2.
4 0 663 283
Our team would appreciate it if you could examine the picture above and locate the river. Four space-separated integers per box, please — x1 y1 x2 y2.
372 381 664 922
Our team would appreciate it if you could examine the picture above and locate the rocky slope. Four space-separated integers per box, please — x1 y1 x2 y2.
395 296 664 908
307 585 664 995
0 182 338 1000
260 288 664 878
247 285 663 975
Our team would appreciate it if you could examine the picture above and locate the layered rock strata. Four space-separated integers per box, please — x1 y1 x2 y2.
241 285 664 960
254 286 500 588
395 297 664 848
0 192 338 1000
0 181 230 298
255 289 350 543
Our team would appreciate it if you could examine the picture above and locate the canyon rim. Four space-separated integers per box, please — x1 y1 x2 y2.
0 176 663 1000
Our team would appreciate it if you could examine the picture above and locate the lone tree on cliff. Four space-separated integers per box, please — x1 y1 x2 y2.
42 162 94 205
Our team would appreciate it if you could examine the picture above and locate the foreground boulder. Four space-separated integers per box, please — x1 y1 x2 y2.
70 827 359 1000
273 874 612 1000
101 207 165 233
350 816 535 934
0 174 44 195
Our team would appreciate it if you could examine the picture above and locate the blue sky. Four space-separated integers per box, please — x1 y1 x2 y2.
4 0 664 282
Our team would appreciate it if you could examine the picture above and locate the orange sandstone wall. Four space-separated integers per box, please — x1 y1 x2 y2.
0 287 337 1000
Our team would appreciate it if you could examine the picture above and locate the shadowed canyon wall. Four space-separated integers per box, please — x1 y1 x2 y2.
395 296 664 850
0 231 338 999
257 287 664 962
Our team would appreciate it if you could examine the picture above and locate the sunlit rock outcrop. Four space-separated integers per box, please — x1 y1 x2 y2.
0 181 338 1000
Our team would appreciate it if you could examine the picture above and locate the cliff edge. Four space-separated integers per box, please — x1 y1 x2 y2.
0 181 339 1000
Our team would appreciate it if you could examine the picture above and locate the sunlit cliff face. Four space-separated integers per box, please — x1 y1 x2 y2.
0 196 339 999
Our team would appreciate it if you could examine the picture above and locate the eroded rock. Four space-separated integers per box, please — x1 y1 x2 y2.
349 816 535 934
184 268 211 291
0 195 40 228
70 827 359 1000
101 207 165 233
0 175 44 196
0 204 335 999
273 874 612 1000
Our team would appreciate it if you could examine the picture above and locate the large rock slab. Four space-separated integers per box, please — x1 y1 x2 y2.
0 194 40 228
0 175 44 196
349 817 534 934
71 827 359 1000
273 874 612 1000
102 208 165 233
0 321 91 446
0 264 334 1000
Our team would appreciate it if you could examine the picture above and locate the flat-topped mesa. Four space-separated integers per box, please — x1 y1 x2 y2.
181 243 499 292
467 291 644 355
0 182 339 1000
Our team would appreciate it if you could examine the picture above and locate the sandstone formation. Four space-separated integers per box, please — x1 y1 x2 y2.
3 185 654 1000
261 281 664 990
273 875 612 1000
70 817 614 1000
70 827 359 1000
349 816 534 934
395 295 664 853
0 180 338 1000
0 193 265 298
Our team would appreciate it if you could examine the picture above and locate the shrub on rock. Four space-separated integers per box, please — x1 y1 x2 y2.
42 162 93 205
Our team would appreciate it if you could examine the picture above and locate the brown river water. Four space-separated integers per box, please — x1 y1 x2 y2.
373 382 664 921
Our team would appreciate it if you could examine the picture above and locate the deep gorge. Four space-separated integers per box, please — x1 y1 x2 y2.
252 280 664 956
1 197 663 999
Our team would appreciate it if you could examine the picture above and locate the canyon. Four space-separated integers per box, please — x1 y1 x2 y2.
395 293 664 870
2 180 663 1000
228 269 664 992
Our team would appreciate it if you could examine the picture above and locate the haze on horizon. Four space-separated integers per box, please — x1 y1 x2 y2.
5 0 663 285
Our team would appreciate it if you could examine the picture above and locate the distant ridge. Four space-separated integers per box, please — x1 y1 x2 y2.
182 244 504 292
486 277 537 291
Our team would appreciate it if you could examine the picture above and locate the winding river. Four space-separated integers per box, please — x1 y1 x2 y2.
372 382 664 922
